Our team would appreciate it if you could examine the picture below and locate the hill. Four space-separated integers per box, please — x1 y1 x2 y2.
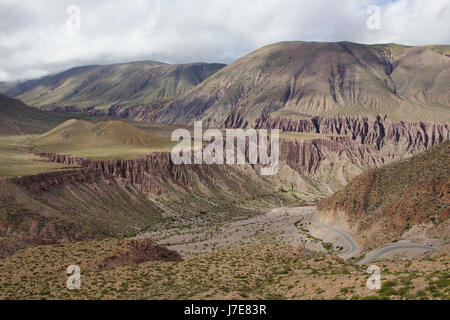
0 61 225 112
32 119 175 159
0 93 79 135
157 41 450 125
317 140 450 249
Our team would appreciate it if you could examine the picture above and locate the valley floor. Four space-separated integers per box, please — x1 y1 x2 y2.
0 206 448 300
146 206 444 264
0 236 448 300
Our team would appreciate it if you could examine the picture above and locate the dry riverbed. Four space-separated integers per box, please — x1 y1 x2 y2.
143 206 346 258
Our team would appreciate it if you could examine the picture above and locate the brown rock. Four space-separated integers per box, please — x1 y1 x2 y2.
97 238 182 270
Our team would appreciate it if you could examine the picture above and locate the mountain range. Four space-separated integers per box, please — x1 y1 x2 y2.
0 61 225 117
2 41 449 125
0 40 449 300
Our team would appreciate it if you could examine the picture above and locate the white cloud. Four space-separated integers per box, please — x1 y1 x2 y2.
0 0 448 81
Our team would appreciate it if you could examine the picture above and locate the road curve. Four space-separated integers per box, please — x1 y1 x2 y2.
310 216 360 259
357 243 438 265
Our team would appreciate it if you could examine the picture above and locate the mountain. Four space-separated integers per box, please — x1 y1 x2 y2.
0 61 225 113
157 41 450 126
0 93 77 135
3 42 449 127
317 140 450 249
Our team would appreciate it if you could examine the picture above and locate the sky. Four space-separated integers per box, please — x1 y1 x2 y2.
0 0 449 82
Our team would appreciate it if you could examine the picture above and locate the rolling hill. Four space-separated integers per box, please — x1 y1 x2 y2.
32 119 175 159
157 41 450 126
317 140 450 249
0 61 225 113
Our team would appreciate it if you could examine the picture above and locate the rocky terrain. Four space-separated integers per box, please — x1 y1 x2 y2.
1 148 302 258
317 140 450 250
34 130 397 198
97 238 182 270
258 115 449 152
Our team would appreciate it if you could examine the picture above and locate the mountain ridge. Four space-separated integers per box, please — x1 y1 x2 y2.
0 61 226 112
2 41 449 126
156 41 450 125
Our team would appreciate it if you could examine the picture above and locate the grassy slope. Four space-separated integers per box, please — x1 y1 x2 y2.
31 119 178 159
0 61 225 110
0 135 73 177
318 140 450 247
0 94 100 176
0 93 95 135
157 41 450 125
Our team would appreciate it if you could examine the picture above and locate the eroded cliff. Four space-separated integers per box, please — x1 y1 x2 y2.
316 140 450 249
257 116 449 152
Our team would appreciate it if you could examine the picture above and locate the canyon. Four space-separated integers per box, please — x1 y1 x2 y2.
1 126 440 252
0 40 448 300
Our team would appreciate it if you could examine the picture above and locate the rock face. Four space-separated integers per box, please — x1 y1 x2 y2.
21 132 400 205
36 135 393 197
257 116 449 152
280 136 389 175
3 149 300 246
317 140 450 249
97 238 182 270
36 152 209 196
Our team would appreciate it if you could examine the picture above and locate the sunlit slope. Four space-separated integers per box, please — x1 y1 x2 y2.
158 41 450 126
32 119 176 159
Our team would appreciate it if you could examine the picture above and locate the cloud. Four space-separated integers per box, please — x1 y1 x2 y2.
0 0 448 81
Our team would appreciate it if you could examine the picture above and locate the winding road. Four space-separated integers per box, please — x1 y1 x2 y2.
151 205 438 264
309 216 360 259
356 243 438 265
308 212 438 264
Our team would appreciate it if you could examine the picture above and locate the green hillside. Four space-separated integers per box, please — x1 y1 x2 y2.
0 93 80 135
0 61 225 111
